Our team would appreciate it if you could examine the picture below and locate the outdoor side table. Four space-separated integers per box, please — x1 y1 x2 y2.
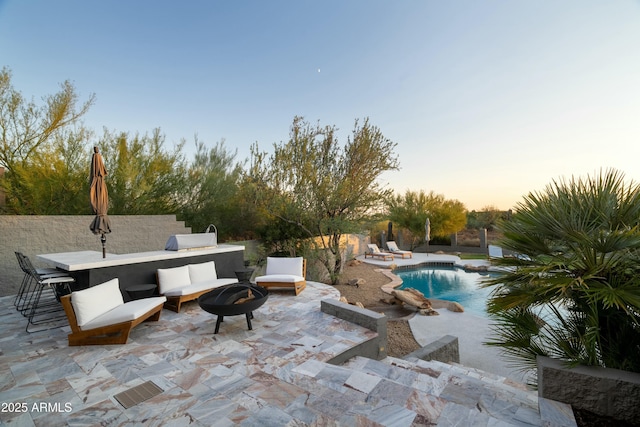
235 268 255 284
126 283 157 300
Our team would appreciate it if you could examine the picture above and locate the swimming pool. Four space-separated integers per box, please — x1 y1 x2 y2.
396 267 496 317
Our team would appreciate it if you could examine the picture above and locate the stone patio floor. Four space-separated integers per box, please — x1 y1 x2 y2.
0 280 575 426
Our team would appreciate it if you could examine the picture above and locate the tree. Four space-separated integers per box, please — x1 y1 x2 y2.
180 138 246 239
98 128 188 215
466 205 505 230
484 169 640 379
0 67 95 213
386 190 467 249
248 116 399 284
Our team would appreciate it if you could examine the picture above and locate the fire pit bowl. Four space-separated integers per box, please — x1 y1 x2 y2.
198 284 269 334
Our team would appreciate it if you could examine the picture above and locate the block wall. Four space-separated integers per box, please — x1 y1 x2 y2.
0 215 191 296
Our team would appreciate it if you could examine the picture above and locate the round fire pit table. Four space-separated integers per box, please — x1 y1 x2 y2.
198 284 269 334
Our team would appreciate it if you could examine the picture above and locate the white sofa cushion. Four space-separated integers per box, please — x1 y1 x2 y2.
71 278 124 327
80 296 167 331
157 265 191 294
161 278 238 297
255 274 305 284
265 257 304 276
188 261 217 283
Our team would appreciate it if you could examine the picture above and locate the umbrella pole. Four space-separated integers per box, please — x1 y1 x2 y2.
101 234 106 258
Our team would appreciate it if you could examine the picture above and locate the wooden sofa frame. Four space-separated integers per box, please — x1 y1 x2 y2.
162 288 213 313
60 295 163 346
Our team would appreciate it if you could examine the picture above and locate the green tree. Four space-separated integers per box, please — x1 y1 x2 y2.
484 169 640 379
0 67 95 213
386 190 467 249
248 116 399 284
98 128 188 215
466 205 505 230
180 138 245 239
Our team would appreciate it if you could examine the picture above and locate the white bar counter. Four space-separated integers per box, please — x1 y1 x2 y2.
37 244 244 271
37 245 245 296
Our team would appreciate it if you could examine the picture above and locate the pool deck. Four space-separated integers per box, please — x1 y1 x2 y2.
358 252 532 383
0 259 575 426
358 252 491 271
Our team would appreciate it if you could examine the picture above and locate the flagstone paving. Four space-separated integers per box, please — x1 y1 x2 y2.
0 281 575 426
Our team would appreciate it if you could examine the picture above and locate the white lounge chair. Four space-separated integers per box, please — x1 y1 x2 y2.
488 245 504 258
386 241 413 259
254 257 306 295
365 244 393 261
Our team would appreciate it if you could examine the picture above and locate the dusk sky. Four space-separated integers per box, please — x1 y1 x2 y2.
1 1 639 211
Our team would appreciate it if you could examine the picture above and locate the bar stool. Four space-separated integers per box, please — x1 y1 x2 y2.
14 252 68 314
18 253 76 333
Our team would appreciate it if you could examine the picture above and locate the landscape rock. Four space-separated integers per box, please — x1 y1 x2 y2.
448 301 465 312
339 295 364 308
391 288 433 310
463 264 488 272
348 278 365 287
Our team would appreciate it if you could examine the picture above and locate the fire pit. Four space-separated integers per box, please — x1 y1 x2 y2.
198 284 269 334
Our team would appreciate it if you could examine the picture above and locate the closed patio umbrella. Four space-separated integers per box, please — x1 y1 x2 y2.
425 217 431 254
89 146 111 258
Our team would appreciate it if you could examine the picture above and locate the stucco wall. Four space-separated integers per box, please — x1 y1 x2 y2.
0 215 191 296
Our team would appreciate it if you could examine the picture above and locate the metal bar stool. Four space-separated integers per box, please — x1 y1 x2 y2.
14 252 68 314
18 253 76 333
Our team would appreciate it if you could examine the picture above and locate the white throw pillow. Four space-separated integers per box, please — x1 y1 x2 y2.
188 261 217 283
71 278 124 327
265 257 303 276
157 265 192 294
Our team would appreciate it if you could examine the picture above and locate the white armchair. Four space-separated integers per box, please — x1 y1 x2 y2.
254 257 306 295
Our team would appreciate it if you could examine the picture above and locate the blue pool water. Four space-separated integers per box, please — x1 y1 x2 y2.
396 267 496 317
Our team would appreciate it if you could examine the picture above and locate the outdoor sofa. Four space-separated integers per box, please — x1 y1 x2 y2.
156 260 238 312
61 278 166 345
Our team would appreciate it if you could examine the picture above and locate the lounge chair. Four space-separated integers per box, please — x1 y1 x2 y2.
60 278 166 345
254 257 306 295
488 245 503 258
365 244 393 261
386 241 413 259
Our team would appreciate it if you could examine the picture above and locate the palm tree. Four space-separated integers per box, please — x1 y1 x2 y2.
483 169 640 380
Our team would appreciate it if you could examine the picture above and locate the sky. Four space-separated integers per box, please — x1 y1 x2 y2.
1 0 640 211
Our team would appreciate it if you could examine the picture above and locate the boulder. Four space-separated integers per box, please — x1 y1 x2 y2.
391 288 432 310
348 278 365 287
339 295 364 308
448 301 465 312
463 264 488 272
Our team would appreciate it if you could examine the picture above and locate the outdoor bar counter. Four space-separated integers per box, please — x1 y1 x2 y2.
37 244 245 296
